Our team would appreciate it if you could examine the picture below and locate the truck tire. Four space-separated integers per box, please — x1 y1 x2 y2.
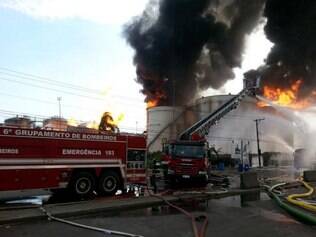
98 170 121 196
167 175 177 188
69 171 96 198
197 175 208 187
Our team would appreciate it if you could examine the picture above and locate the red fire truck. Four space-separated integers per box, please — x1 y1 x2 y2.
0 127 146 197
162 140 209 185
159 76 260 185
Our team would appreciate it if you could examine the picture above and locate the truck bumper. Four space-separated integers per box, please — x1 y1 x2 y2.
168 173 208 183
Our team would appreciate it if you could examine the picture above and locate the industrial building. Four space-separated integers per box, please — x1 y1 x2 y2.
147 95 295 164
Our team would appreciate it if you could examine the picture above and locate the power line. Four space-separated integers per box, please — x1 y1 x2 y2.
0 93 147 129
0 76 144 105
0 76 108 100
0 109 145 132
0 91 129 112
0 70 101 94
0 67 138 99
0 91 57 105
0 107 146 126
0 109 49 119
0 67 144 103
0 92 146 117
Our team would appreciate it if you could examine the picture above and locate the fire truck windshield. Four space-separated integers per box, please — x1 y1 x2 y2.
172 145 205 159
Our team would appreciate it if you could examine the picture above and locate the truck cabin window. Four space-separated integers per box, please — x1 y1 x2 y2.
172 145 205 159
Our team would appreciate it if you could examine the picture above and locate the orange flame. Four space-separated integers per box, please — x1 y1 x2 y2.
147 99 158 108
146 91 167 108
99 112 124 128
257 80 315 109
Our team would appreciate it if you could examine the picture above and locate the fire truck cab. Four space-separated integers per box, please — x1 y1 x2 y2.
0 127 146 198
162 140 209 185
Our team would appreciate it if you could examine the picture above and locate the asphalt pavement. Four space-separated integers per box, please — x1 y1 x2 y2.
0 167 315 237
1 196 315 237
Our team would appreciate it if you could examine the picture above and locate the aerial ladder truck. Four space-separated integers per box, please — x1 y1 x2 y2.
160 76 260 185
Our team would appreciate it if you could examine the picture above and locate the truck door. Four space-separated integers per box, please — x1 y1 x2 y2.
126 149 146 184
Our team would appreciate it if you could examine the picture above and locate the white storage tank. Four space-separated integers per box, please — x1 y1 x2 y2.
147 95 294 155
198 95 294 155
147 106 184 152
146 94 295 158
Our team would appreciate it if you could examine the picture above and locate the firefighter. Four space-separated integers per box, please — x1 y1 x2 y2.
150 157 158 193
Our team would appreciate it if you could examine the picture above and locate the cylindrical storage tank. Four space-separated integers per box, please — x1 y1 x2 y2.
293 128 306 151
196 95 235 120
147 106 184 152
293 131 316 168
192 95 294 157
4 116 32 128
43 117 68 131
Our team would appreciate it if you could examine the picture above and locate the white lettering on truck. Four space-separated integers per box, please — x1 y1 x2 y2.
62 149 102 156
6 129 117 141
0 148 19 154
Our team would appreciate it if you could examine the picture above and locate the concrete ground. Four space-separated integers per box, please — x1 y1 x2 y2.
0 167 315 237
0 195 315 237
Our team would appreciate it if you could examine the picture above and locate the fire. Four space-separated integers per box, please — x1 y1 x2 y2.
146 91 167 108
147 99 158 108
67 117 79 127
67 112 124 132
107 113 125 126
257 80 315 109
98 112 124 132
86 121 99 129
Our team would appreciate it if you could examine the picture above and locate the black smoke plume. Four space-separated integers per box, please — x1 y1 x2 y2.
124 0 265 106
258 0 316 99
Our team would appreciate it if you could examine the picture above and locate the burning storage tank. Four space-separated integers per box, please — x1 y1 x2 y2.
147 95 295 159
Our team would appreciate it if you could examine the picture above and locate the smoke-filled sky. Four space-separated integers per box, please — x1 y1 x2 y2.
2 0 306 131
125 0 266 106
125 0 316 106
261 0 316 101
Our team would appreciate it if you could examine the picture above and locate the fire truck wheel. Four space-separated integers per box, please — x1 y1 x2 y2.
98 170 121 196
69 171 96 197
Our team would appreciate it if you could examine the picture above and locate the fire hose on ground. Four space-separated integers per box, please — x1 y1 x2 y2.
146 187 208 237
286 181 316 212
39 207 144 237
264 181 316 225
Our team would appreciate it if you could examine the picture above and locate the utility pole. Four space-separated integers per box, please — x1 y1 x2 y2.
254 118 264 168
136 121 138 134
57 97 62 130
172 78 176 120
57 97 62 118
240 139 244 167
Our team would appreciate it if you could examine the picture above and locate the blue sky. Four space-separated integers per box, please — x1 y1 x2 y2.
0 0 272 132
0 1 149 132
